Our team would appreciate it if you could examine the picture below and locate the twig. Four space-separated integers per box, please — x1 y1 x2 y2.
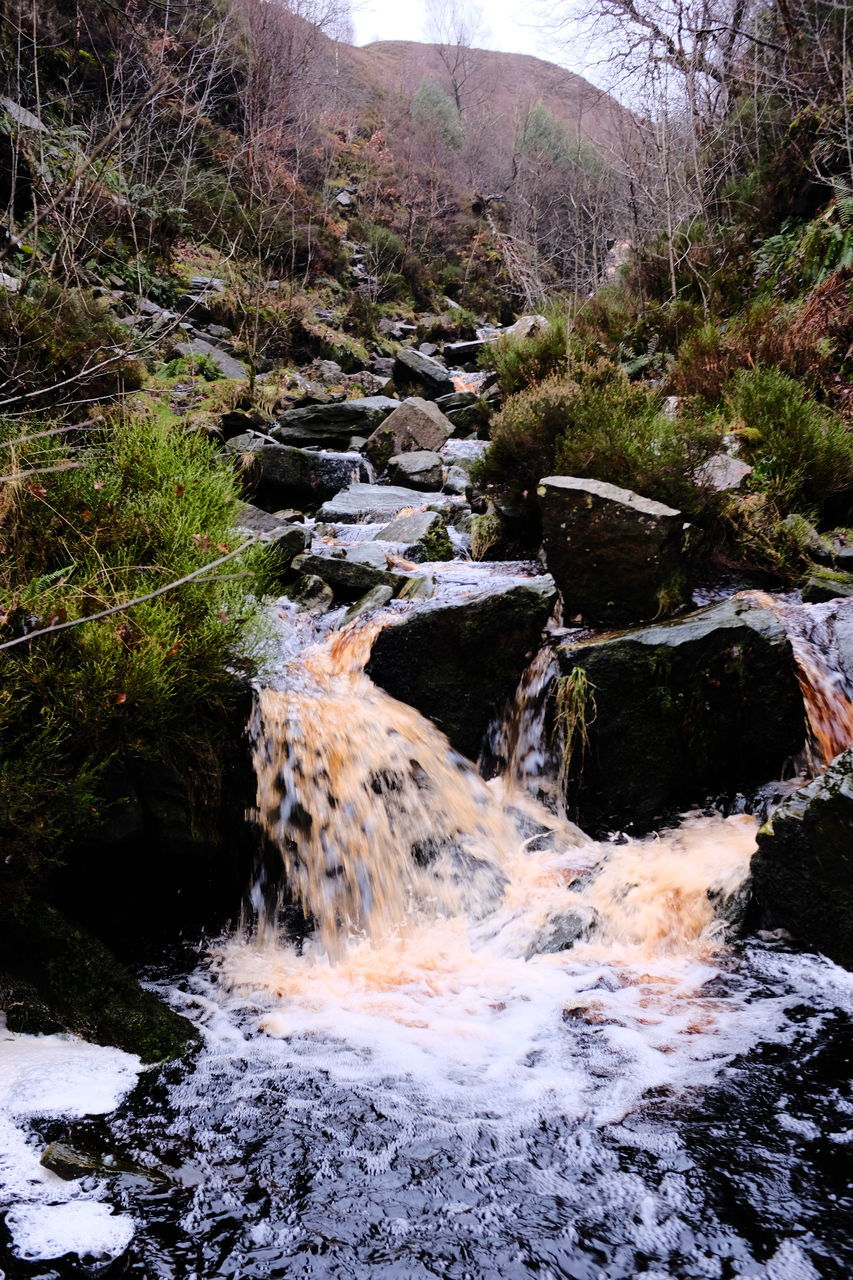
0 537 260 652
0 418 103 450
0 461 84 484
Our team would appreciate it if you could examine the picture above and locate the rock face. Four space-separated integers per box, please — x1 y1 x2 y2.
392 348 455 399
271 396 398 446
363 397 453 468
318 483 465 524
366 580 557 759
538 475 691 625
387 450 443 490
227 434 369 509
752 750 853 968
557 594 806 834
173 337 248 380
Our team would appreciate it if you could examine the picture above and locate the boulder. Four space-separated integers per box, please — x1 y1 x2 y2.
557 594 806 835
443 337 496 369
285 573 334 612
363 397 453 468
752 750 853 968
172 338 247 380
374 510 454 562
290 553 412 601
434 390 491 435
803 567 853 603
507 314 548 340
341 542 390 570
318 483 466 524
0 900 198 1062
226 433 369 510
538 475 691 626
392 348 455 399
696 454 753 492
443 465 470 496
271 396 399 446
343 584 395 624
366 580 557 758
388 450 443 491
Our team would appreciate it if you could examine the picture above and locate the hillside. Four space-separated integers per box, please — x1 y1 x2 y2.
344 40 636 153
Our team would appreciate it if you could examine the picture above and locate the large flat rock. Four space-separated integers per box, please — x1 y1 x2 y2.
271 397 399 446
318 483 465 523
226 434 369 510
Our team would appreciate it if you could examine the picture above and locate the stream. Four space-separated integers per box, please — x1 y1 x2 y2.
1 530 852 1280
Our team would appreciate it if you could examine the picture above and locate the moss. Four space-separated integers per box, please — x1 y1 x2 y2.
0 897 198 1062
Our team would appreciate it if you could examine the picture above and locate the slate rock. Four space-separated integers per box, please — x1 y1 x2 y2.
753 748 853 969
364 396 453 469
538 475 691 626
374 510 454 562
271 396 399 446
388 450 443 490
557 594 806 835
366 580 557 758
226 433 369 509
392 348 455 399
318 483 466 524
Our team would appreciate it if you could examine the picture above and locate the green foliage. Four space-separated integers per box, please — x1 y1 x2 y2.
487 310 569 396
0 284 144 411
410 77 464 151
727 367 853 517
553 666 596 796
516 101 573 167
162 353 222 381
476 373 719 513
0 413 265 875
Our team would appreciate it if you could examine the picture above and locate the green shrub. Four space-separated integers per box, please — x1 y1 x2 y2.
0 283 144 412
486 309 569 396
473 374 581 498
0 413 265 876
475 374 719 513
727 366 853 517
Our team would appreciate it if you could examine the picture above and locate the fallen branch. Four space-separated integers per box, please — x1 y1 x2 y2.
0 537 260 652
0 460 84 484
0 418 103 450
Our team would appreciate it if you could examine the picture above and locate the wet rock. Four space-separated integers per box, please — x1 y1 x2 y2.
363 396 453 469
525 905 598 958
388 450 443 490
0 900 198 1062
291 553 410 601
172 338 247 380
271 397 399 447
783 514 835 565
343 584 395 624
41 1142 170 1184
557 594 806 835
285 573 335 612
318 483 466 524
538 475 691 626
443 464 470 496
366 580 557 758
342 542 390 570
374 510 454 562
803 567 853 603
435 389 489 435
752 749 853 968
227 433 369 510
443 337 495 368
392 348 455 399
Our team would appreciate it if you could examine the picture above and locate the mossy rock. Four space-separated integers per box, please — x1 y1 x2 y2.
558 594 806 835
753 750 853 969
0 899 198 1062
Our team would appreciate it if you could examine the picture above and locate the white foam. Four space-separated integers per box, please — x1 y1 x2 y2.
0 1021 140 1261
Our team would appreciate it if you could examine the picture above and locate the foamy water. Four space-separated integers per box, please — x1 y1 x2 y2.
0 1022 140 1262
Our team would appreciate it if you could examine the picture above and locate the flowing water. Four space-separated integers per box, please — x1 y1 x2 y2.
2 587 853 1278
